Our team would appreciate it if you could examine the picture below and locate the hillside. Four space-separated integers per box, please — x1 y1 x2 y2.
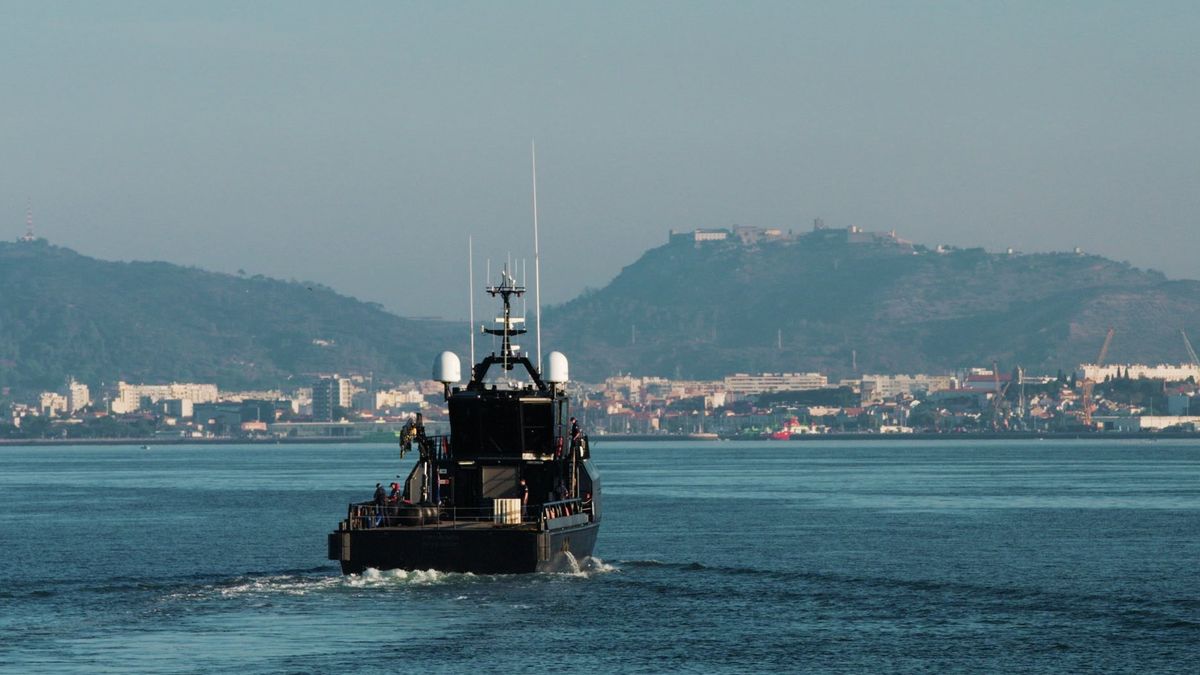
542 229 1200 380
0 240 460 391
4 230 1198 391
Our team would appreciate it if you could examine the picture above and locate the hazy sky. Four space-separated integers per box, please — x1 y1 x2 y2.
2 1 1197 317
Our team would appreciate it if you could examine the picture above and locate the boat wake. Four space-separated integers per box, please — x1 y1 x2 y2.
580 555 619 575
168 567 474 602
345 567 469 587
541 553 619 577
215 573 343 597
173 557 619 604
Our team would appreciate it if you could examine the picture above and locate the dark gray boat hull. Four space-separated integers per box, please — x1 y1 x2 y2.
328 521 599 575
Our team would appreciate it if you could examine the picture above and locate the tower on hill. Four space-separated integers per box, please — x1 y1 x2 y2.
18 201 36 242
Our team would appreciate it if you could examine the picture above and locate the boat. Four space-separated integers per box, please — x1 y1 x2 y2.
767 416 812 440
327 268 600 574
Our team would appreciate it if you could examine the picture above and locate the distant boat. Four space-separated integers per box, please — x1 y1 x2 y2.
140 445 150 450
767 417 811 440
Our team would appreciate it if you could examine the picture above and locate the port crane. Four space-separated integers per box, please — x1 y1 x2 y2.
1080 327 1115 429
1015 366 1028 430
1182 329 1200 367
990 361 1014 430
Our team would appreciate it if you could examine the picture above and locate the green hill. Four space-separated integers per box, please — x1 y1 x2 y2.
0 239 459 391
542 229 1200 380
4 229 1198 392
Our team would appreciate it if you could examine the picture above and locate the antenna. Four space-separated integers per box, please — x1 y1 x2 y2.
20 198 35 242
487 258 494 355
469 236 475 365
532 140 543 372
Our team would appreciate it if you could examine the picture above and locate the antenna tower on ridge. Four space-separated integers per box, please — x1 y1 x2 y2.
20 199 36 242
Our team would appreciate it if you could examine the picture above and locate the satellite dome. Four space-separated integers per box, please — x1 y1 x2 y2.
432 351 462 384
545 351 569 384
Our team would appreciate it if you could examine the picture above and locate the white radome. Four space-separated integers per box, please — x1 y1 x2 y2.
545 351 569 384
432 351 462 384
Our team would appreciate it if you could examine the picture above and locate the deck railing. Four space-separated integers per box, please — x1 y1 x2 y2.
539 497 585 521
412 434 451 460
340 497 591 532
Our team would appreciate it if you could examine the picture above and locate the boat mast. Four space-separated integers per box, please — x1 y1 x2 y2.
531 140 543 373
483 268 526 374
468 236 475 365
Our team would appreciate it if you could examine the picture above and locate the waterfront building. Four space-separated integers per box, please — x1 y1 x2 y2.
724 372 828 395
160 398 194 419
288 387 311 411
860 374 955 402
959 372 1011 393
373 387 426 410
238 400 280 423
193 403 244 432
110 381 219 413
1093 415 1200 431
38 392 67 417
1167 394 1194 416
601 375 648 404
66 378 91 413
312 379 336 422
311 376 352 421
220 389 284 403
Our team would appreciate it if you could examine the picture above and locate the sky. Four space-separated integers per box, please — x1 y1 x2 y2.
2 1 1197 318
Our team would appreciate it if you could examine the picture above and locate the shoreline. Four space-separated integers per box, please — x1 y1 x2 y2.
4 430 1200 446
598 431 1200 441
0 436 360 447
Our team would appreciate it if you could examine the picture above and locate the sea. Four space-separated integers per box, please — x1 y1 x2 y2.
1 439 1197 674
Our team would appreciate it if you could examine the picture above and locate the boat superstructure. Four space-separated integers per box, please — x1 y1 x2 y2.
327 268 600 574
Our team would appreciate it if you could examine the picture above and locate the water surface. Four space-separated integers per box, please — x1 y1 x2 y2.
1 440 1197 673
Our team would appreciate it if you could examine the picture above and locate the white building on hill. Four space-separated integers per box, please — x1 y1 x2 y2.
1077 363 1200 382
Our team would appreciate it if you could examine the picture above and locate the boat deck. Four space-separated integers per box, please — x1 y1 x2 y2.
368 520 540 532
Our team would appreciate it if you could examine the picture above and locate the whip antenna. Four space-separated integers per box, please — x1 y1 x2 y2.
531 140 543 372
468 235 475 365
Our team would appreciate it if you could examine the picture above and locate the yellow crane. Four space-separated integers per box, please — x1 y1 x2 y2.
1080 327 1115 428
